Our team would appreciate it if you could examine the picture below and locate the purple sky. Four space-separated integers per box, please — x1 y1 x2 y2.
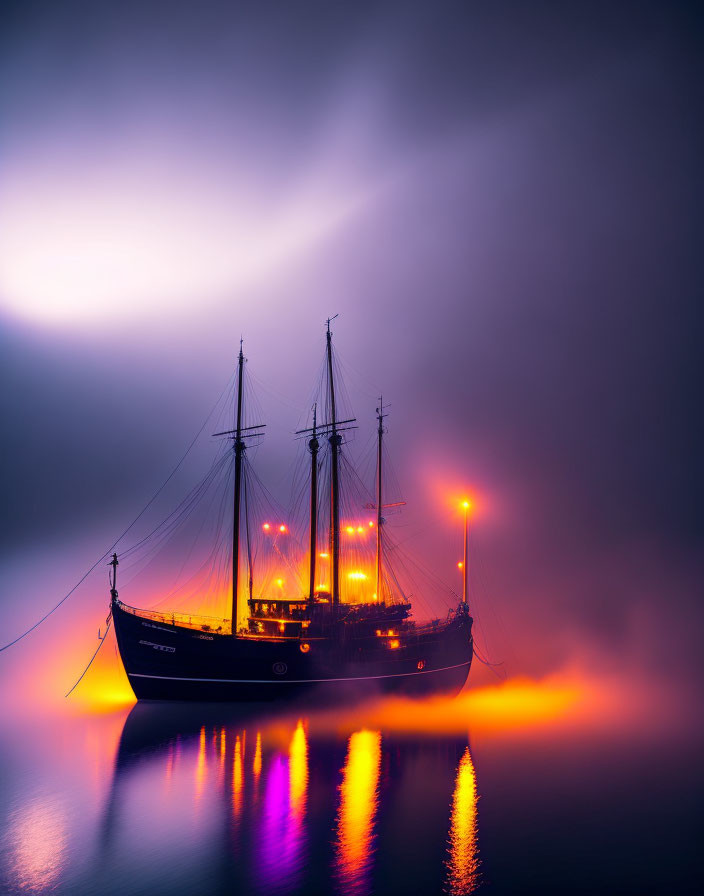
1 1 701 693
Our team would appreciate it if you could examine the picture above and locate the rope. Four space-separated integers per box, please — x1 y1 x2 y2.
0 372 235 653
64 616 112 697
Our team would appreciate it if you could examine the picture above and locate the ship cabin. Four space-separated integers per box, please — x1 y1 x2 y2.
247 596 313 637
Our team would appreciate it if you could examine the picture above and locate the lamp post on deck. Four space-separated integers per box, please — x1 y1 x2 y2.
461 500 471 605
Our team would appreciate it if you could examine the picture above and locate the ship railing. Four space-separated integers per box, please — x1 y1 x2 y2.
115 600 232 635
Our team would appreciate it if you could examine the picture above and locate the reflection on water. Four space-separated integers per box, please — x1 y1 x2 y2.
334 730 382 895
446 746 480 895
289 720 308 843
253 729 262 779
2 683 694 895
0 704 472 895
7 796 67 893
232 733 244 816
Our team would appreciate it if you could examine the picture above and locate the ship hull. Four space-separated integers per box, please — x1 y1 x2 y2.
112 600 472 703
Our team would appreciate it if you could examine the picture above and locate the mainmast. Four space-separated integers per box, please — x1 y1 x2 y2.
308 404 319 602
326 317 341 607
232 341 245 631
375 398 386 602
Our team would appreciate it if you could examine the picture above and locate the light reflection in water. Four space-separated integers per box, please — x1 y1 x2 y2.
258 753 291 888
445 746 480 895
334 730 382 895
195 725 207 804
6 796 68 893
254 721 310 891
232 734 244 816
253 730 262 779
289 720 308 822
164 741 175 792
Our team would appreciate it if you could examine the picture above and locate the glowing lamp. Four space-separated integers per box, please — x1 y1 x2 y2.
368 520 374 527
346 526 355 535
300 642 310 653
347 571 367 580
276 579 283 588
417 660 425 670
279 524 287 533
457 561 463 569
319 552 329 558
278 622 285 633
263 523 271 531
357 526 364 533
388 639 400 649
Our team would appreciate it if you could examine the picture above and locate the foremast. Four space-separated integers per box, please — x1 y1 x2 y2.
326 317 341 607
308 404 319 602
214 341 264 635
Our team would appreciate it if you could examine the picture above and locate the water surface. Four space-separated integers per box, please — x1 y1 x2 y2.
0 681 700 895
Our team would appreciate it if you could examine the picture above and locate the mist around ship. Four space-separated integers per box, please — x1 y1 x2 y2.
1 2 702 894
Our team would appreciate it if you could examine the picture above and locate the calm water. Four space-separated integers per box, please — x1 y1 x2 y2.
0 690 700 895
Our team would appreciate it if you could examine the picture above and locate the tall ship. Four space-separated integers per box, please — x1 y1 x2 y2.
111 321 473 701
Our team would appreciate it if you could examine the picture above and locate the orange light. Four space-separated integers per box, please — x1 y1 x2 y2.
347 571 367 580
417 660 425 670
300 642 310 653
334 730 381 889
368 521 374 527
346 526 355 535
315 584 328 592
253 731 262 778
278 622 285 633
279 524 287 533
457 561 463 569
388 639 400 649
387 629 396 637
263 523 271 531
276 579 284 588
375 629 382 637
357 526 364 533
447 747 479 894
319 552 329 558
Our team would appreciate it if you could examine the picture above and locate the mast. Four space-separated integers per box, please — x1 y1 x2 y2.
375 398 385 602
109 552 119 599
462 501 470 605
232 340 245 632
308 404 319 602
326 317 341 607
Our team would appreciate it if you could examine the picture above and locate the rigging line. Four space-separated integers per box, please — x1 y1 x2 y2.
64 617 113 698
119 450 231 562
0 371 235 653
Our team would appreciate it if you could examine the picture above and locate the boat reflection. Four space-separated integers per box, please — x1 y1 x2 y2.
96 701 477 895
334 730 382 895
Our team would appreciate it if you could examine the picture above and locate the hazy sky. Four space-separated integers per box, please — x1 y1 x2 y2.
1 1 701 693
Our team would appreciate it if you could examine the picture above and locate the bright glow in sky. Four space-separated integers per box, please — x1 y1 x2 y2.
0 163 367 325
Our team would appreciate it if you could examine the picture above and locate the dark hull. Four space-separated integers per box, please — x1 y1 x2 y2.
112 599 472 702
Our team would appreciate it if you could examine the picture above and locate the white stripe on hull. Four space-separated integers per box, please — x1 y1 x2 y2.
128 660 471 686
